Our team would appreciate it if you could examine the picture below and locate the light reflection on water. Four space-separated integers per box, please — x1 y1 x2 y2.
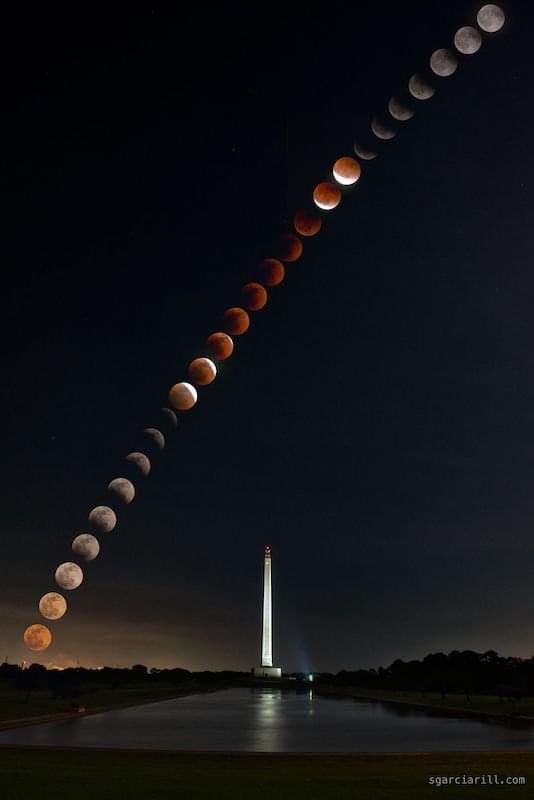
0 687 533 752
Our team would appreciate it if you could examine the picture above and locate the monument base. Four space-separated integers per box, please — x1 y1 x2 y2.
252 666 282 679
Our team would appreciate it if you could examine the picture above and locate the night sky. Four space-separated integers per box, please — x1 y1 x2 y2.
1 2 531 672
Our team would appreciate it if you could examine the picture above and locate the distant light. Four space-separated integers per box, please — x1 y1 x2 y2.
308 673 314 682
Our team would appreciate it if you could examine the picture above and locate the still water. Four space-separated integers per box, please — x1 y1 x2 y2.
1 688 533 752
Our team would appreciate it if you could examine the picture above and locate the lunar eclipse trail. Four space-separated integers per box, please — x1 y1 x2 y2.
23 4 506 652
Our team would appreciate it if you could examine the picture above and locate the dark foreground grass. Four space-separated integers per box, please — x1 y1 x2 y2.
1 748 534 800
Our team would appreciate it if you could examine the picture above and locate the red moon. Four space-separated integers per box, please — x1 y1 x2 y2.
241 282 268 311
258 258 285 287
313 182 341 210
294 209 322 237
168 382 198 411
207 332 234 360
332 156 361 186
24 624 52 651
223 307 250 335
188 357 217 386
278 234 303 262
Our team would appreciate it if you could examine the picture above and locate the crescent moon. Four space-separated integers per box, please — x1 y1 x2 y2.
161 407 178 427
144 428 165 449
108 477 135 504
126 451 151 476
88 505 117 533
388 97 415 122
408 74 435 101
72 533 100 561
353 141 377 161
371 116 396 141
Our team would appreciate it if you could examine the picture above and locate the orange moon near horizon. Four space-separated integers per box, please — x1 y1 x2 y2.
207 332 234 360
293 209 322 237
258 258 285 287
39 592 67 621
24 624 52 651
188 357 217 386
241 282 267 311
223 307 250 335
168 382 198 411
278 234 303 262
313 181 341 211
332 156 361 186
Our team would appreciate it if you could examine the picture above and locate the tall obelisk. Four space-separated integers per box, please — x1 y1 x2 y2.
253 545 281 678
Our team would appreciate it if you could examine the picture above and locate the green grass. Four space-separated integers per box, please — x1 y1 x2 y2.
0 749 533 800
336 688 534 718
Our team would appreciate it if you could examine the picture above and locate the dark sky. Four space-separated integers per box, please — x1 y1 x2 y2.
1 2 531 672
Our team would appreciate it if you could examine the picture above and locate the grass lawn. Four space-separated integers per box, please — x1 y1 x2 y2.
338 688 534 718
0 748 533 800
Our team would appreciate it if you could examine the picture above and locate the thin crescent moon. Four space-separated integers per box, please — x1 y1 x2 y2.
353 141 377 161
371 116 396 141
388 97 415 122
161 407 178 427
408 74 435 101
143 427 165 449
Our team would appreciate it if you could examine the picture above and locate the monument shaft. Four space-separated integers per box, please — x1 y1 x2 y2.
261 546 273 667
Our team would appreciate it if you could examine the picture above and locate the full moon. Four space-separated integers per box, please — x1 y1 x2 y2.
168 382 198 411
39 592 67 621
477 4 505 33
353 141 377 161
144 428 165 449
454 26 482 55
72 533 100 561
108 477 135 504
126 451 151 476
371 117 396 140
88 505 117 532
55 561 83 590
223 307 250 335
430 48 458 77
313 182 341 211
258 258 285 287
408 74 435 100
278 234 303 262
332 156 361 186
188 357 217 386
388 97 414 121
207 332 234 360
241 282 268 311
293 209 322 237
24 624 52 651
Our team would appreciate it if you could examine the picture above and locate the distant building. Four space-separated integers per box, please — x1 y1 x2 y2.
252 545 281 679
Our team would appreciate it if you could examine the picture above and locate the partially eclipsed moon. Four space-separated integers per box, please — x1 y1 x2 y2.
161 407 178 427
454 26 482 55
88 505 117 533
72 533 100 561
278 234 303 262
223 307 250 335
430 48 458 77
258 258 285 287
24 624 52 651
388 97 415 121
477 4 505 33
371 117 396 141
332 156 361 186
353 141 377 161
313 182 341 211
55 562 83 590
108 477 135 504
293 210 322 237
188 357 217 386
39 592 67 621
207 332 234 360
408 74 435 101
168 382 198 411
144 428 165 450
126 451 151 476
